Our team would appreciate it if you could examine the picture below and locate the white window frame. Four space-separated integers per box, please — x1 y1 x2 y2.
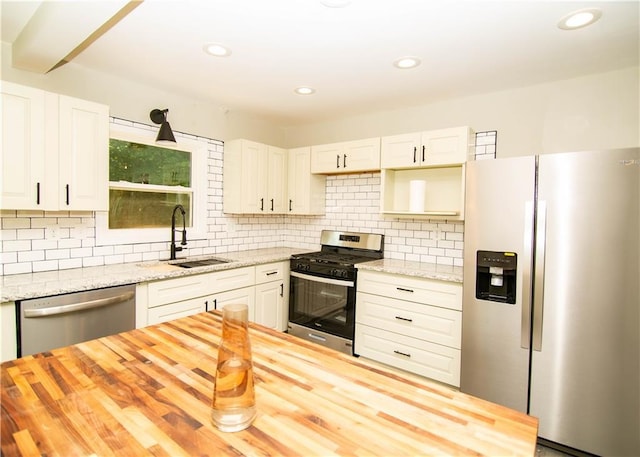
95 122 208 246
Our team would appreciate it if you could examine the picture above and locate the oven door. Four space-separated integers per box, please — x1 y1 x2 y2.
289 271 355 339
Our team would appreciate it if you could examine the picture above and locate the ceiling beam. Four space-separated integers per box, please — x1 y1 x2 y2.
12 0 143 74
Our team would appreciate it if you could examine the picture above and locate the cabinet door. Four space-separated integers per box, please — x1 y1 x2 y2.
211 286 256 322
255 280 286 331
287 147 326 214
381 132 422 169
0 82 48 210
148 297 207 325
310 142 343 173
58 95 109 210
243 140 268 213
342 138 380 172
421 126 471 166
267 145 287 213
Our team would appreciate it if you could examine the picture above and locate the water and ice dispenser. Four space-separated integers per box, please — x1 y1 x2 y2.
475 251 517 304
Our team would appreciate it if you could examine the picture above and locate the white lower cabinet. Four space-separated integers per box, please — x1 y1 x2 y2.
254 261 289 331
140 263 288 330
0 302 17 362
355 270 462 387
209 286 256 320
142 266 255 326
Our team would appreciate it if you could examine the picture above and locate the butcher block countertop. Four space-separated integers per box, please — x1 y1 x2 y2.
1 312 538 456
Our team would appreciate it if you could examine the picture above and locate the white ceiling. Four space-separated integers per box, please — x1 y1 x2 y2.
1 0 639 126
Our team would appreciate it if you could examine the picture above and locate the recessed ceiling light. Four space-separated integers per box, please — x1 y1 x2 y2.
393 56 421 70
558 8 602 30
320 0 352 7
203 43 232 57
295 86 316 95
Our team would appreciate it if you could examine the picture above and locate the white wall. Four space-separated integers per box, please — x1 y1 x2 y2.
284 66 640 156
0 42 286 146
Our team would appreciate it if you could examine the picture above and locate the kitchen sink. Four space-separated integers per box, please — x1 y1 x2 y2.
172 258 230 268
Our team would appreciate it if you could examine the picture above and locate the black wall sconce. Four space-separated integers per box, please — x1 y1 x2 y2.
150 108 176 144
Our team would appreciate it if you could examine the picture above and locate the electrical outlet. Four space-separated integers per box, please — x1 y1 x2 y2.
48 227 60 240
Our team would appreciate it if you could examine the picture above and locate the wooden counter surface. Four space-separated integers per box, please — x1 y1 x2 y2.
1 312 538 456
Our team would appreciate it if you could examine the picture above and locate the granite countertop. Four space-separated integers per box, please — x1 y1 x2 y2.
1 249 463 302
0 248 307 303
356 258 463 283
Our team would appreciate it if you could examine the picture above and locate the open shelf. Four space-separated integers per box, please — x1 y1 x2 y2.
380 165 466 220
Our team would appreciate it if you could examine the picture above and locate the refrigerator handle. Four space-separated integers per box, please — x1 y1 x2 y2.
521 201 535 349
532 200 547 352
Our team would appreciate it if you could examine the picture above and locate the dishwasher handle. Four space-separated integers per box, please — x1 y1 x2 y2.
23 290 135 318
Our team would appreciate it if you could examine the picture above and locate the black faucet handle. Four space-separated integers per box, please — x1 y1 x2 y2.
181 230 187 245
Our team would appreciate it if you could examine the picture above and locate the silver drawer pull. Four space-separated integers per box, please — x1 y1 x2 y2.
395 316 413 322
393 350 411 358
396 287 414 293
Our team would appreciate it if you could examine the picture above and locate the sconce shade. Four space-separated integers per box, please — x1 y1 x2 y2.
150 108 177 144
156 121 176 143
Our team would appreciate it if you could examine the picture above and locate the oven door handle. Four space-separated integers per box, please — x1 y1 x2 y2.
290 271 354 288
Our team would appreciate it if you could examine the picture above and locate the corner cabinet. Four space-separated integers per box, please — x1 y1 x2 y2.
223 139 288 214
311 137 380 174
355 270 462 387
1 81 109 211
287 147 326 215
380 126 474 220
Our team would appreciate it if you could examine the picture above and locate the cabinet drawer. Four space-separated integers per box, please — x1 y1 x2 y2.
210 286 256 321
356 292 461 349
147 274 213 307
212 266 255 292
147 298 206 325
355 324 460 387
255 262 285 284
357 270 462 311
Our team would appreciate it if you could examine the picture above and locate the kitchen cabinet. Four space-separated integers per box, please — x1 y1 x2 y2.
287 147 326 215
381 126 473 168
0 302 17 362
355 270 462 387
1 81 109 211
139 264 288 330
311 137 380 174
223 139 288 214
141 266 255 325
254 261 289 331
380 126 473 220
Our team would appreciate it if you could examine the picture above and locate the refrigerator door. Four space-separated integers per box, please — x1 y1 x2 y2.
530 149 639 456
461 156 535 412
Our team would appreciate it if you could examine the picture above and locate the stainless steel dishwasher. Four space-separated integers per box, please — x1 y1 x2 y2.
18 284 136 357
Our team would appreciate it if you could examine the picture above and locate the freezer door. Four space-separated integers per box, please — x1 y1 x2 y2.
461 155 535 413
530 149 639 456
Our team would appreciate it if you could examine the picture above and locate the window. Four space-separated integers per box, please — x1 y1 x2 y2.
96 122 207 246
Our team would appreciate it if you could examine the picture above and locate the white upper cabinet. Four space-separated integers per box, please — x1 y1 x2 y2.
58 95 109 210
1 81 109 211
224 139 288 214
380 126 474 220
381 126 473 168
311 137 380 174
287 147 326 215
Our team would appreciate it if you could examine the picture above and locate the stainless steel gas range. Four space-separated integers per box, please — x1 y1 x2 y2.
288 230 384 355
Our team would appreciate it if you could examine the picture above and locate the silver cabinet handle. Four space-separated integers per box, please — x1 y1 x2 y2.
23 291 135 318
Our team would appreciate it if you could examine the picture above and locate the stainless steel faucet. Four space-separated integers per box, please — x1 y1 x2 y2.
170 204 187 260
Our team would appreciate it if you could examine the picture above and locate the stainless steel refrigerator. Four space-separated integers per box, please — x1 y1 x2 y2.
461 148 639 456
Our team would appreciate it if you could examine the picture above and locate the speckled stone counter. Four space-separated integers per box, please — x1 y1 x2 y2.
1 248 309 302
356 258 463 283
